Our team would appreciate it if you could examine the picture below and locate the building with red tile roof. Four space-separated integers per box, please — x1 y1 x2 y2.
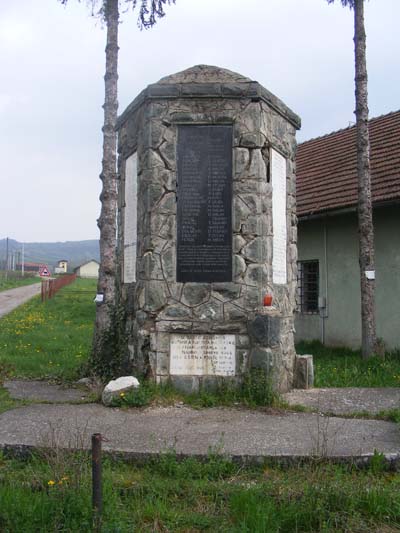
16 262 50 274
295 111 400 350
297 110 400 217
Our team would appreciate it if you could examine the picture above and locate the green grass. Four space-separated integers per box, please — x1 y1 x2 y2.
110 370 279 409
1 276 399 397
0 272 39 292
0 386 26 414
0 453 399 532
0 278 96 381
297 340 400 388
0 276 277 409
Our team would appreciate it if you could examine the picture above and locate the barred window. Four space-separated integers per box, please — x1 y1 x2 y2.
297 261 319 313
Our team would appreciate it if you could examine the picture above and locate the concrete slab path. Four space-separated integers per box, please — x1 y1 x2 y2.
1 381 399 464
3 380 90 403
283 388 400 415
0 283 41 318
0 403 399 464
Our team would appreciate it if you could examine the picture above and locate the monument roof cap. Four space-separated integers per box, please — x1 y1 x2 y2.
117 64 301 130
157 64 252 84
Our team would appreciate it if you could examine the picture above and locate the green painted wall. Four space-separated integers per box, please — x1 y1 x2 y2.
296 205 400 350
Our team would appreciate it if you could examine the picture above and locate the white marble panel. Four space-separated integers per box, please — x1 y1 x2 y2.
271 148 287 285
170 334 236 376
123 152 138 283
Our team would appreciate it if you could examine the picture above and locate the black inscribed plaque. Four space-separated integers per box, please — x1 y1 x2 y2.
177 125 232 283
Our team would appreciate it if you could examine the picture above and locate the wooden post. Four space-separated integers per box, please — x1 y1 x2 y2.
92 433 102 531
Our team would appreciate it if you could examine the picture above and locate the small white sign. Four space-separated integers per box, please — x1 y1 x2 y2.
124 152 138 283
365 270 375 280
271 148 287 285
170 334 236 376
94 294 104 303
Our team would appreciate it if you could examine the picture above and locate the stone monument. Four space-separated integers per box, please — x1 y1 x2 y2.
116 65 301 392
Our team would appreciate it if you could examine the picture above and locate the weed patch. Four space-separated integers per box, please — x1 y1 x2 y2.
186 370 279 408
111 371 279 410
297 340 400 387
0 454 399 531
0 386 26 414
86 303 129 381
111 384 154 407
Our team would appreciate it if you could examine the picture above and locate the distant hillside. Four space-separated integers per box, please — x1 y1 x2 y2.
0 238 100 270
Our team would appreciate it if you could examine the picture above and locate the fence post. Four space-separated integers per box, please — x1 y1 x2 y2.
41 280 48 302
40 273 77 302
92 433 102 531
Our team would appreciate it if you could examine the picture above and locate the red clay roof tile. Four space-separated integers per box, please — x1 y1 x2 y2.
296 111 400 217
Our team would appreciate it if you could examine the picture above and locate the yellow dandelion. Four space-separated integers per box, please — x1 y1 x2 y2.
120 392 125 397
47 480 56 486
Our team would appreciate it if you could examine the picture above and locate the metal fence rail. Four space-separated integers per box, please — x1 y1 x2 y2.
41 273 77 301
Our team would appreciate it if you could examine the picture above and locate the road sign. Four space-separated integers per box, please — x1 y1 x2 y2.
39 265 50 277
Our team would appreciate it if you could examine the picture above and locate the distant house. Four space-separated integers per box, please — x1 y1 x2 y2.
54 259 68 274
295 110 400 349
74 260 99 279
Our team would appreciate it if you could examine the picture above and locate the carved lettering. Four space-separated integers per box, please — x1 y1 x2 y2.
177 126 232 282
170 334 236 376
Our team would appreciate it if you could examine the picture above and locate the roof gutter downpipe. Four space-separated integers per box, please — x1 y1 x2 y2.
321 218 329 345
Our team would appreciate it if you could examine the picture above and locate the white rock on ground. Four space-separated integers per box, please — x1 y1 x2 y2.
76 377 92 386
102 376 140 406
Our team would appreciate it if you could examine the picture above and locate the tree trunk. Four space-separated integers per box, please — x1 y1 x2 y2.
92 0 119 361
354 0 376 358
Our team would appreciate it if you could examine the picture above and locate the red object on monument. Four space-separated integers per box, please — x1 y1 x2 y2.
263 294 273 306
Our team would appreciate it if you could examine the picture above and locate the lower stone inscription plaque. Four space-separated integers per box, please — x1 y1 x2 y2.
177 125 232 282
170 334 236 376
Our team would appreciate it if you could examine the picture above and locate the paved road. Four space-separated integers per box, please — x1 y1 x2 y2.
0 283 41 318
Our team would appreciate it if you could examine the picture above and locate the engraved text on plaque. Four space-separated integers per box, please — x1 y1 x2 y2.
177 125 232 282
170 334 236 376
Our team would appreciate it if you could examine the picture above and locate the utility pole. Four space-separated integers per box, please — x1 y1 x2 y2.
5 237 9 280
22 243 25 277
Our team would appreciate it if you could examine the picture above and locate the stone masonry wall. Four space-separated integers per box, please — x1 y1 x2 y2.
117 68 299 392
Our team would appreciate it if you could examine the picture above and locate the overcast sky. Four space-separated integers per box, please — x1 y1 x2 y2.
1 0 399 243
